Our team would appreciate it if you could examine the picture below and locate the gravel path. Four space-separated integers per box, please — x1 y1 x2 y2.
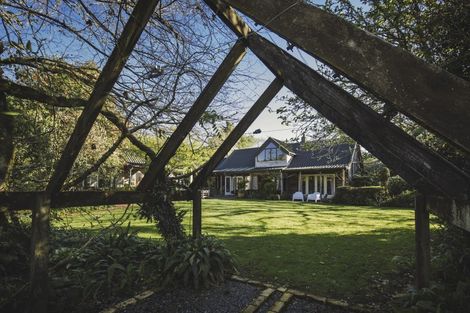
118 280 261 313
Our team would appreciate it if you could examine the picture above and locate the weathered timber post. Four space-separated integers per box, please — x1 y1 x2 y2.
29 192 51 313
415 193 431 289
192 189 202 238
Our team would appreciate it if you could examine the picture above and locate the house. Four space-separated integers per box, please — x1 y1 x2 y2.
116 153 147 188
212 137 362 198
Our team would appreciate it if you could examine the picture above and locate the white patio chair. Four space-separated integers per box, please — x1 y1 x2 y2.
292 191 304 202
307 192 321 203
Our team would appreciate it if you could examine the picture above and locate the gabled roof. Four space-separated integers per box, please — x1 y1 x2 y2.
285 143 354 170
123 152 147 166
214 137 356 173
267 137 295 154
214 147 258 173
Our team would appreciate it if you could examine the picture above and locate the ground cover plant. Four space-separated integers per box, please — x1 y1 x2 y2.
58 199 420 307
0 206 236 313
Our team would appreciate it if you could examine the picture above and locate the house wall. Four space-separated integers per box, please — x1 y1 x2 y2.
284 168 347 197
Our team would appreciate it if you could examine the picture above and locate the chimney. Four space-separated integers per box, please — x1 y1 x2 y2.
301 134 306 144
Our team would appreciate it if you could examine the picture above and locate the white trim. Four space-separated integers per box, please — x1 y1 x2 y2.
224 176 233 196
301 174 337 198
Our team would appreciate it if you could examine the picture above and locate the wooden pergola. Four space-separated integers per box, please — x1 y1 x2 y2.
1 1 469 312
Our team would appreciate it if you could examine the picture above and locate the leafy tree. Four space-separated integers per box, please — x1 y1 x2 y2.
278 0 469 171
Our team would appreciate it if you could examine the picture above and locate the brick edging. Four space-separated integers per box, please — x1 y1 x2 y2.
230 275 371 313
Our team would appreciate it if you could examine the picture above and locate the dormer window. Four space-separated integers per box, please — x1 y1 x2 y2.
257 147 286 162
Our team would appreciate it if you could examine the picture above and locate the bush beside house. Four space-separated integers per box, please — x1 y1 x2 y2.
381 190 415 208
333 174 415 208
332 186 387 206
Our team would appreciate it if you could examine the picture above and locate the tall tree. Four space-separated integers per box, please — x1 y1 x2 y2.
278 0 469 168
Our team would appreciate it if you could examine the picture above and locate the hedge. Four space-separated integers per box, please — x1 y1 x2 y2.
387 176 412 197
382 190 415 208
332 186 386 206
349 174 375 187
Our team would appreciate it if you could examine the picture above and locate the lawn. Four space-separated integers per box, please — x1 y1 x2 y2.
56 199 418 303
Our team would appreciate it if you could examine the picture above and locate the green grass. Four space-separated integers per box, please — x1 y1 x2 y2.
56 199 418 302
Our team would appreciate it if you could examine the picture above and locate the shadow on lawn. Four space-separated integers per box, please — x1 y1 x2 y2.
219 228 415 304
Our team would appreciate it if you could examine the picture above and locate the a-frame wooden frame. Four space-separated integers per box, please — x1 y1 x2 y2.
0 1 468 309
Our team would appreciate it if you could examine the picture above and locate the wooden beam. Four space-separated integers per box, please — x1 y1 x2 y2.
427 197 470 233
220 0 470 154
0 191 153 210
415 194 431 288
192 190 202 238
246 34 470 199
137 39 247 191
204 2 470 202
29 193 51 313
46 0 160 193
190 78 283 190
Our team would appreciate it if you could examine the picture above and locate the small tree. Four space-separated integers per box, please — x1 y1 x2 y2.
378 167 391 190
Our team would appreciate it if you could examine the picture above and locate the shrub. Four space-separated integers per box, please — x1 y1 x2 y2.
387 176 412 197
0 224 164 313
332 186 387 206
393 223 470 313
378 167 390 187
349 174 374 187
260 180 277 198
161 235 237 289
382 190 415 208
48 225 163 312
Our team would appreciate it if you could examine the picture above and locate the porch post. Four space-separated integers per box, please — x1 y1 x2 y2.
323 175 327 195
342 169 346 186
279 171 283 193
314 175 318 193
332 175 336 195
298 172 302 191
192 189 202 238
305 176 309 194
30 192 51 313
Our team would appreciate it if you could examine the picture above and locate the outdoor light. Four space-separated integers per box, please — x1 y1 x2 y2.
146 66 164 79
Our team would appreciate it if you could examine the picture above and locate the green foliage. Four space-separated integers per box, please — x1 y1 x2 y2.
393 223 470 313
139 177 186 241
349 174 375 187
260 179 277 198
382 190 415 208
332 186 387 206
0 222 30 277
7 66 123 191
160 236 237 290
378 167 391 187
0 223 164 313
48 225 162 312
388 176 412 197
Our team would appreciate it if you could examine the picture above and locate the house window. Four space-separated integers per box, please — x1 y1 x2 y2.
257 148 286 162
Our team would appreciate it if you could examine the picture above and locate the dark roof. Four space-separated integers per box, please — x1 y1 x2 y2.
214 148 258 172
285 143 354 170
214 140 355 173
123 152 147 165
